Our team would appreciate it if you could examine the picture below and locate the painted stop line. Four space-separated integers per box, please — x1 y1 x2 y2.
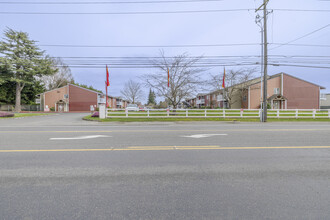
181 134 228 139
50 135 111 140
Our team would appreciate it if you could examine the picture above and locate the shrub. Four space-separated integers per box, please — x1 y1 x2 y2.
0 111 15 117
91 112 99 117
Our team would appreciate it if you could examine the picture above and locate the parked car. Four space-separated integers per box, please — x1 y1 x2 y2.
126 104 139 111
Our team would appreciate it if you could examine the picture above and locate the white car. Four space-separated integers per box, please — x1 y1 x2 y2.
126 104 139 111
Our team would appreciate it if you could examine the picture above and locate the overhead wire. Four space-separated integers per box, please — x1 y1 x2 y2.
0 9 251 15
0 0 224 4
38 43 261 48
269 24 330 50
1 9 330 15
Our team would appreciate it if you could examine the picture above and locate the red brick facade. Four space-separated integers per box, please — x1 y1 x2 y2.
68 85 98 111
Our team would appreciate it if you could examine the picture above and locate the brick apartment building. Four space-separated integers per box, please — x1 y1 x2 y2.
187 73 325 110
38 84 129 112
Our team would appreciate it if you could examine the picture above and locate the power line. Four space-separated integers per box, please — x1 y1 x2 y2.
0 0 224 4
51 55 330 58
0 8 329 15
39 43 261 48
269 63 330 69
272 9 330 12
54 63 330 69
272 43 330 48
0 9 251 15
55 63 260 68
36 43 330 48
270 24 330 51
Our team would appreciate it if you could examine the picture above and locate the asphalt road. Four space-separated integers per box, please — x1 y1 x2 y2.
0 113 330 220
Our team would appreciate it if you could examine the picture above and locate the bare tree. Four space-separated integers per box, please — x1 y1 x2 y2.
120 79 144 104
143 52 206 109
41 58 74 90
209 68 257 108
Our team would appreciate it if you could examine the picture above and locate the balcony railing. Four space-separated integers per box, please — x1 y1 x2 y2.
98 98 106 104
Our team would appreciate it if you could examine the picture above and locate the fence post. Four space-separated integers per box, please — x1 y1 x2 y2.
240 109 243 118
167 108 169 117
295 109 298 119
223 108 226 118
313 109 316 119
186 109 188 117
328 110 330 119
205 109 207 117
125 109 128 117
277 109 279 119
147 109 150 118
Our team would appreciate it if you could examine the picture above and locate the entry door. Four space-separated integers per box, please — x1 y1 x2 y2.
57 103 64 112
273 101 280 109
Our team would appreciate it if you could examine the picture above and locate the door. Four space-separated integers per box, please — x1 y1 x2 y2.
273 101 280 109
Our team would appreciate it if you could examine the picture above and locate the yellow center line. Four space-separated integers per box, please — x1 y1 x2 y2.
128 145 220 148
0 131 114 133
0 146 330 153
0 128 329 133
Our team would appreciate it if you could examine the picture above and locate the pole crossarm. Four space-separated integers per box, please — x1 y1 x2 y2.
255 0 269 12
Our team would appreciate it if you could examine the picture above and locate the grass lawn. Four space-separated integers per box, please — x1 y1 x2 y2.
83 115 330 122
0 113 51 119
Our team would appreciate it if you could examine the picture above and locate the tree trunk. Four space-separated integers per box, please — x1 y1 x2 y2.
14 82 22 112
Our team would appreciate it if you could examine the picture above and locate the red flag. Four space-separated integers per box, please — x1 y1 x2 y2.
167 68 170 88
106 65 110 87
222 67 226 89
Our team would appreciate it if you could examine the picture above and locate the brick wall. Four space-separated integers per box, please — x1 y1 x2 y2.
69 85 98 111
283 74 320 109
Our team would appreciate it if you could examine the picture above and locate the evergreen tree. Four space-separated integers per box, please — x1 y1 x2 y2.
147 88 156 105
0 80 44 105
0 28 56 112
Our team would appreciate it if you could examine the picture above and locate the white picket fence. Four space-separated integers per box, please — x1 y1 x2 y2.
105 108 330 119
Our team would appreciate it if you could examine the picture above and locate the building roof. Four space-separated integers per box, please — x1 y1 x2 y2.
69 84 103 95
267 94 288 101
186 72 326 102
40 84 104 95
248 72 326 89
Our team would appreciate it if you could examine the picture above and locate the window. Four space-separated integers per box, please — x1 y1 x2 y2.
274 88 280 95
243 95 247 101
320 94 327 100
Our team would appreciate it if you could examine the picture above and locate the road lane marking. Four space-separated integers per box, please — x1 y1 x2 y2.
50 135 111 140
181 134 227 138
0 146 330 153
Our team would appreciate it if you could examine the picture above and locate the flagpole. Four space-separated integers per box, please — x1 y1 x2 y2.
106 83 108 108
106 65 108 108
167 67 170 110
105 66 107 108
222 67 226 109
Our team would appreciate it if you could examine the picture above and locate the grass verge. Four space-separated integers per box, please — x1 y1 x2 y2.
83 115 330 122
0 113 51 119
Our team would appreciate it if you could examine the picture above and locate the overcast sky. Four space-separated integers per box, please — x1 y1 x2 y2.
1 0 329 103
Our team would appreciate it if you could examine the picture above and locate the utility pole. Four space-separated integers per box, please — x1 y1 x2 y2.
255 14 263 121
256 0 269 122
